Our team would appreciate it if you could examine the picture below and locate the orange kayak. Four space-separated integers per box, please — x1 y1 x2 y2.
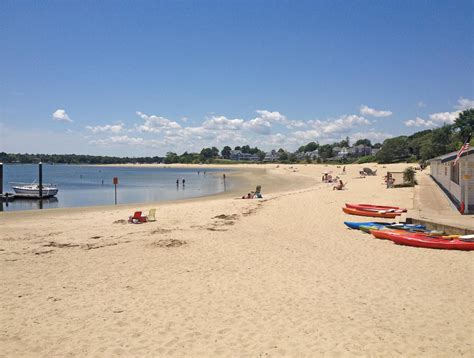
342 207 400 218
345 203 407 213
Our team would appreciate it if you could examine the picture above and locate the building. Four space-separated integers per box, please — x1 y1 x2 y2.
263 150 279 162
350 144 372 157
429 148 474 214
229 150 260 161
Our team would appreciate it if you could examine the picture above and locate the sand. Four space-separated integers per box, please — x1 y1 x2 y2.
1 163 472 357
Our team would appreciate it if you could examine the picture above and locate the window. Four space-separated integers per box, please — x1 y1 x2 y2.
450 162 459 184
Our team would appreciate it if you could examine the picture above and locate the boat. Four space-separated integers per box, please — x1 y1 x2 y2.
11 183 58 198
345 203 407 213
370 229 474 251
342 207 400 218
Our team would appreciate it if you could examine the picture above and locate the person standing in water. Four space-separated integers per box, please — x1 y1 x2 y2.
182 178 185 186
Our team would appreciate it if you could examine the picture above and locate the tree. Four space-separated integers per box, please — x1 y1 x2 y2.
373 143 382 149
200 148 214 160
211 147 219 157
354 139 372 147
318 144 333 159
257 151 266 161
221 146 232 159
375 136 409 163
234 146 241 151
454 109 474 141
240 145 251 153
278 151 289 161
164 152 179 164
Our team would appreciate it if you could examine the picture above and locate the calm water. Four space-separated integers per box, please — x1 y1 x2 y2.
1 164 231 212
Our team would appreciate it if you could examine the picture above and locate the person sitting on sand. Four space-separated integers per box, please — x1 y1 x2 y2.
333 180 345 190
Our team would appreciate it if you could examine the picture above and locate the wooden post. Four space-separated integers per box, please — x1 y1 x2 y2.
0 162 3 195
38 162 43 199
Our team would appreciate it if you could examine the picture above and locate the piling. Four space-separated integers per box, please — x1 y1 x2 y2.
0 162 3 195
39 162 43 199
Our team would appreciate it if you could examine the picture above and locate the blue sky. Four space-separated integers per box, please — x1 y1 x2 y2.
0 0 472 156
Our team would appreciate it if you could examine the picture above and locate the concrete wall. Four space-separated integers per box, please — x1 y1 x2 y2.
431 155 473 213
430 160 461 202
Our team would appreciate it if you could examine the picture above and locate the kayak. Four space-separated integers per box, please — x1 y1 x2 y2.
346 203 407 213
342 207 400 218
370 230 474 250
344 221 425 231
360 225 440 235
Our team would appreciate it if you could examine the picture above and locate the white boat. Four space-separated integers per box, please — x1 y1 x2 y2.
11 183 59 198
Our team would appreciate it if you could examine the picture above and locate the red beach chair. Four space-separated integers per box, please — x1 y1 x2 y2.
128 211 146 224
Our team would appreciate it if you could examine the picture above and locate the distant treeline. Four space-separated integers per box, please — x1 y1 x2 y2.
1 109 472 165
0 153 164 164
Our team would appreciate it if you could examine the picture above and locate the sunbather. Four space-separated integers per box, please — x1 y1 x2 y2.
333 180 345 190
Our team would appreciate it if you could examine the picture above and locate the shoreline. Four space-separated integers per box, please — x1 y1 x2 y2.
0 164 316 218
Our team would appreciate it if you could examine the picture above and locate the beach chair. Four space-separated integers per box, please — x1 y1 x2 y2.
147 208 157 222
128 211 146 224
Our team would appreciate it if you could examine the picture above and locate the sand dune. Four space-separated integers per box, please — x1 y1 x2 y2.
1 163 472 356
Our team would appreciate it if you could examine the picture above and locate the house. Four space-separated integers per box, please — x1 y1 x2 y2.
295 149 319 160
429 148 474 214
229 150 259 161
337 147 349 158
350 144 372 157
263 150 279 162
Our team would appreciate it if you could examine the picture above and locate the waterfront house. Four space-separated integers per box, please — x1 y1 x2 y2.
430 148 474 214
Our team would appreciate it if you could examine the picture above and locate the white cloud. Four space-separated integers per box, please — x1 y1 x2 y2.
428 111 459 124
89 135 161 148
243 117 272 134
86 123 124 134
311 114 370 134
405 97 473 128
359 105 392 117
202 115 244 130
256 110 287 123
52 109 73 123
136 111 182 133
404 117 435 127
417 101 426 108
352 131 393 142
454 97 474 111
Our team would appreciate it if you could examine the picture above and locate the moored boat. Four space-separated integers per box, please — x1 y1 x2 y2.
11 183 59 198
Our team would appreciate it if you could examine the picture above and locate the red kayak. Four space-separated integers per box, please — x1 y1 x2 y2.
342 207 399 219
370 230 474 251
346 203 407 213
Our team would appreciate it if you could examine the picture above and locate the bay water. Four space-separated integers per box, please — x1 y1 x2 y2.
1 164 230 212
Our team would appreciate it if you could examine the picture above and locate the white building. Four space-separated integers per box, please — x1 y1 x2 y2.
430 148 474 214
263 150 279 162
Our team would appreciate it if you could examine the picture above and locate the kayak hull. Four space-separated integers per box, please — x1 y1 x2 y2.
342 207 399 219
346 203 407 212
370 230 474 250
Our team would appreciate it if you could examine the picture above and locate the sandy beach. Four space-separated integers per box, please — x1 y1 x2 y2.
1 163 472 356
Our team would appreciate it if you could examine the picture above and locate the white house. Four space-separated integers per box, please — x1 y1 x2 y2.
430 148 474 214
